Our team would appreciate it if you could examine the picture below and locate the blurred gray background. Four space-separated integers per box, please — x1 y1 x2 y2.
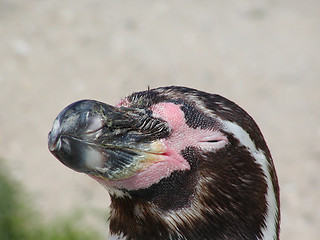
0 0 319 239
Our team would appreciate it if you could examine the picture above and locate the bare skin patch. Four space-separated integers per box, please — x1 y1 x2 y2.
99 102 228 191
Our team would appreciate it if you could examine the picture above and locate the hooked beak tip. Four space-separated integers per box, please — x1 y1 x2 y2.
48 131 60 152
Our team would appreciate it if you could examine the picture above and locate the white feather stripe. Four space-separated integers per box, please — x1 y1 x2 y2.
109 234 126 240
222 121 278 240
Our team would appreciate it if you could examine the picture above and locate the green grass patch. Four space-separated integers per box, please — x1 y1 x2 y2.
0 160 102 240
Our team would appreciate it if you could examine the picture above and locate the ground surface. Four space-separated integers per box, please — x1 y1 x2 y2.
0 0 319 239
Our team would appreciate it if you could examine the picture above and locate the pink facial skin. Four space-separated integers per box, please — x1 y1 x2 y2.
95 102 228 191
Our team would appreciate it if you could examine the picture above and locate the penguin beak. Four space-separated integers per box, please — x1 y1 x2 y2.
48 100 170 180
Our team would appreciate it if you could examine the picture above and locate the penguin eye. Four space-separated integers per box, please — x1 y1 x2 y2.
206 139 220 143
